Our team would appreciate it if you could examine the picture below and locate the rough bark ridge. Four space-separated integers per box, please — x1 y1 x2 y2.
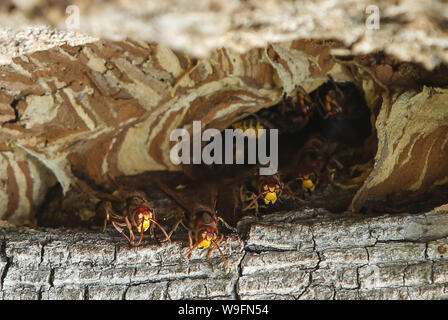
0 26 97 65
1 0 448 301
2 0 448 69
2 208 448 300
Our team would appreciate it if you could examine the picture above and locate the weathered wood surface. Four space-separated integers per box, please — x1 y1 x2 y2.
2 0 448 69
2 208 448 300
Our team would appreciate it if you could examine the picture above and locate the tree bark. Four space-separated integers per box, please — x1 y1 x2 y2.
1 1 448 301
2 208 448 300
2 0 448 69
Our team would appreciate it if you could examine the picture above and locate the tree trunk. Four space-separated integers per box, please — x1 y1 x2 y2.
2 0 448 69
2 208 448 300
1 0 448 301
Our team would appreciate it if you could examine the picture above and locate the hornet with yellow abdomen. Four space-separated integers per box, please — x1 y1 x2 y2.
297 172 319 193
156 181 235 270
241 172 302 216
232 118 265 138
99 191 170 247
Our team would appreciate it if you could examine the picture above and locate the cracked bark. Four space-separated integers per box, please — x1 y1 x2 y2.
2 0 448 70
1 0 448 302
2 208 448 300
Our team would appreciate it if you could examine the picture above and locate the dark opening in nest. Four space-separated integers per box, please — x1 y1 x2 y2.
35 73 448 243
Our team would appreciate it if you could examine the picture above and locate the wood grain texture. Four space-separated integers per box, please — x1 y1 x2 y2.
2 0 448 69
2 208 448 299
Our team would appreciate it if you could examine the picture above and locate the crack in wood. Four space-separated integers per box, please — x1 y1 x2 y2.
1 209 448 299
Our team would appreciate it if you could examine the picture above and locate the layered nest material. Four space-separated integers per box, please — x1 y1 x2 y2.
0 1 447 231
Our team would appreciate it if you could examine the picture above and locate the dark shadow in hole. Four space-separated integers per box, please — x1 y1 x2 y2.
35 79 447 237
